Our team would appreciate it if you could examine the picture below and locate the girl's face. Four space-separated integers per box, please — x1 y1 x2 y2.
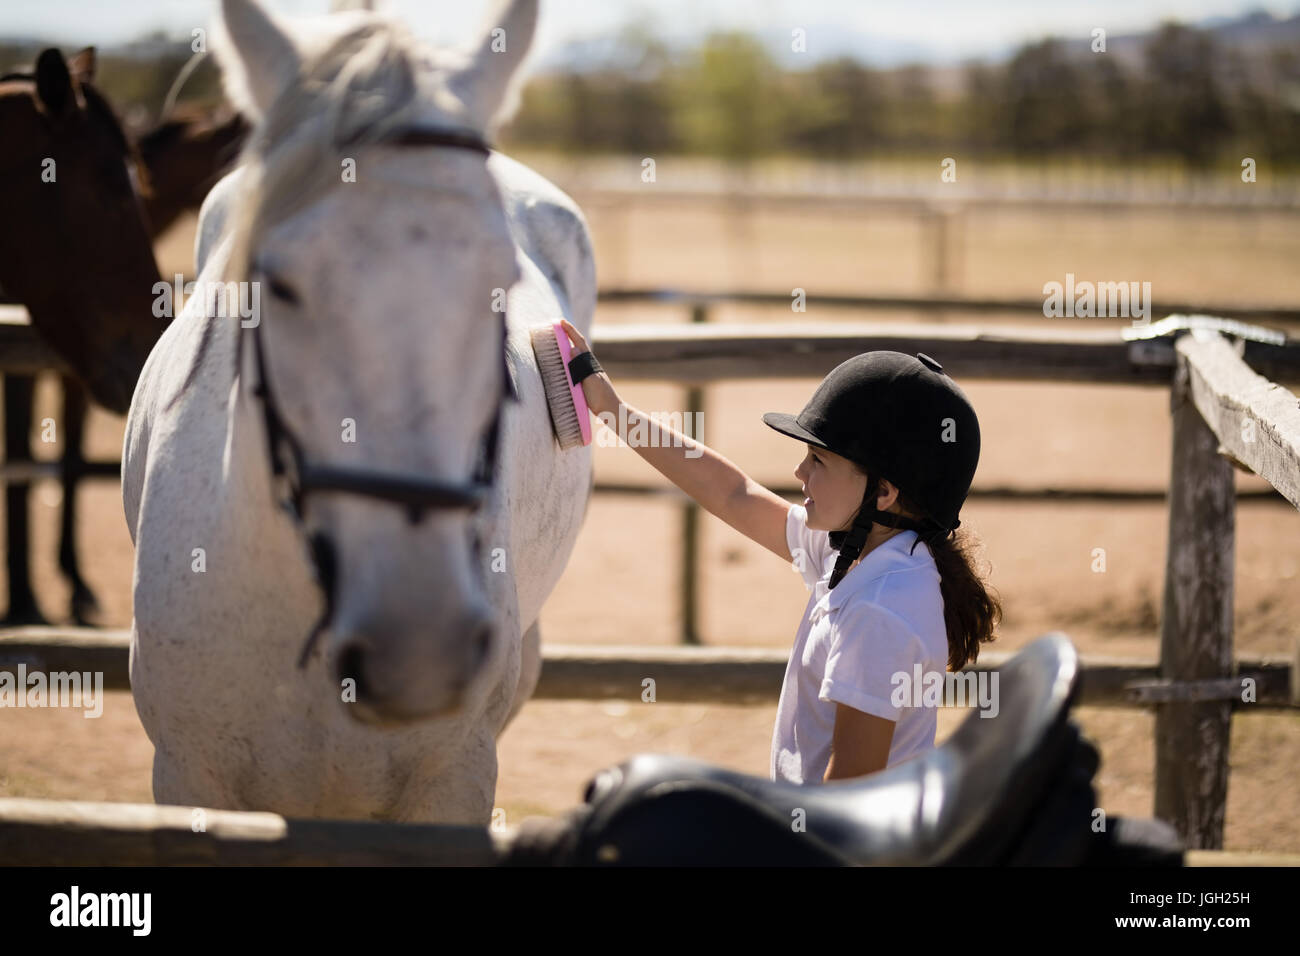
794 443 870 532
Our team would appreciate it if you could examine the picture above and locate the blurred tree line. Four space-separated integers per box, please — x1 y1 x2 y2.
3 20 1296 166
504 22 1300 168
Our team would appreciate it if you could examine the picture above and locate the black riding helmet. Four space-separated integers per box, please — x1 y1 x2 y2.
763 351 980 589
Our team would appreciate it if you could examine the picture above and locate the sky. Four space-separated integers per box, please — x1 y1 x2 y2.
2 0 1298 67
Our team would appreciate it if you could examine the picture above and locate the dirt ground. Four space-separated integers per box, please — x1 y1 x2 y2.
2 193 1298 852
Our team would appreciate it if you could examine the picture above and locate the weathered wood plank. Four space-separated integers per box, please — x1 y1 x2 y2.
0 627 133 691
6 793 1300 867
599 287 1300 325
590 320 1300 386
1177 328 1300 510
0 797 503 866
592 481 1287 503
591 320 1174 385
1155 345 1237 851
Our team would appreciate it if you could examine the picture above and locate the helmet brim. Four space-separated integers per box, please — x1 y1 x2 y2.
762 412 834 453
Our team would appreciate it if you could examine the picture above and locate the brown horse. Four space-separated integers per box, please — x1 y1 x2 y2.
0 47 166 413
136 105 248 237
0 47 168 623
1 48 250 623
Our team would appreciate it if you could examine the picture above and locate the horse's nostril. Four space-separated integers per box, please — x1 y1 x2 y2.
337 644 370 701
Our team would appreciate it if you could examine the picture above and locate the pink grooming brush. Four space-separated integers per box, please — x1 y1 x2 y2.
528 320 593 449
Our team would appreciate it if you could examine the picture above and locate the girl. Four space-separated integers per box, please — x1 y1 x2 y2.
557 318 1001 783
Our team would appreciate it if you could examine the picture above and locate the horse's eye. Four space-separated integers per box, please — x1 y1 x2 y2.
269 279 298 304
260 272 300 306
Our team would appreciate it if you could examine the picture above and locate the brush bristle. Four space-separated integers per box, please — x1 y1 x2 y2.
529 324 586 450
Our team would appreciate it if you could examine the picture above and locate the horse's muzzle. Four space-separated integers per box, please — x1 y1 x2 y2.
330 612 495 725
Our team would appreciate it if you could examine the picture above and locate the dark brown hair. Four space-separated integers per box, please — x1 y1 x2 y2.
855 468 1001 671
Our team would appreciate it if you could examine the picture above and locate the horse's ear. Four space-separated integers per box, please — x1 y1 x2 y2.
34 48 75 117
214 0 301 121
448 0 537 133
67 47 96 87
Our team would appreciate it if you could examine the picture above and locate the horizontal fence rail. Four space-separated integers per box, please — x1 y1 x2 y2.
0 797 503 866
578 190 1300 215
0 628 1294 709
0 796 1297 866
593 480 1288 504
547 165 1300 211
8 303 1300 384
1176 329 1300 510
584 318 1300 387
598 288 1300 326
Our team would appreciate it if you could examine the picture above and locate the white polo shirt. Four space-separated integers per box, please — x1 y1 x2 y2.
771 502 949 784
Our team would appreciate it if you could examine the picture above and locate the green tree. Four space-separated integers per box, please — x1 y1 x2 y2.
1141 23 1231 165
789 58 883 157
671 32 784 160
1001 39 1091 155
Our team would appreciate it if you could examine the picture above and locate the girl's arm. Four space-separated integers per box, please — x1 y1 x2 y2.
558 318 792 562
824 704 895 780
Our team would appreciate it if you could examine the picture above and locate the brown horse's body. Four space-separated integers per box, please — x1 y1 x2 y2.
0 48 245 623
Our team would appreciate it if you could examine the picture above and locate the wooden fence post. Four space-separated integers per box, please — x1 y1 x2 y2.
680 303 709 645
3 374 38 623
1155 345 1236 849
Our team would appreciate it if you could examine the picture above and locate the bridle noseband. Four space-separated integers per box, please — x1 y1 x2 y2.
235 125 518 667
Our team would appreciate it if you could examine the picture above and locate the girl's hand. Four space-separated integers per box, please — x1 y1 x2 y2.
558 318 618 419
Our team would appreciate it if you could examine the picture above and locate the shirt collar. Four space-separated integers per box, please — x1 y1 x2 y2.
820 529 925 611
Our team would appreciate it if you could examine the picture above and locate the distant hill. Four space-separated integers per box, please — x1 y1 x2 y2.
864 10 1300 100
1060 10 1300 68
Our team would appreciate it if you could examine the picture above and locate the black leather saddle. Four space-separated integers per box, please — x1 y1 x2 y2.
506 632 1184 866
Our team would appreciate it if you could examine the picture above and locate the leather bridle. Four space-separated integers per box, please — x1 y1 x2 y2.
234 125 518 667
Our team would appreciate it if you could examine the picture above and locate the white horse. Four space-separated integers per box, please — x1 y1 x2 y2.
122 0 595 823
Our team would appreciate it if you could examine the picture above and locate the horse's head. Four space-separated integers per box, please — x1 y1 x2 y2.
215 0 536 724
0 47 165 414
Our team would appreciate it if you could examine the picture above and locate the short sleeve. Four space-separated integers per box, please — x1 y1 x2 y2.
819 601 924 722
786 503 833 591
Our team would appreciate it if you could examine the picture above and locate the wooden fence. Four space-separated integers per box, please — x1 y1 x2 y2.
2 299 1300 851
1153 328 1300 848
10 295 1300 646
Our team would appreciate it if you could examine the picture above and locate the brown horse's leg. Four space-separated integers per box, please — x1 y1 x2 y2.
3 373 46 625
58 375 98 624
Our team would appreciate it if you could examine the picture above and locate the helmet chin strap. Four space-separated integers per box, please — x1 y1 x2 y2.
827 478 943 589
